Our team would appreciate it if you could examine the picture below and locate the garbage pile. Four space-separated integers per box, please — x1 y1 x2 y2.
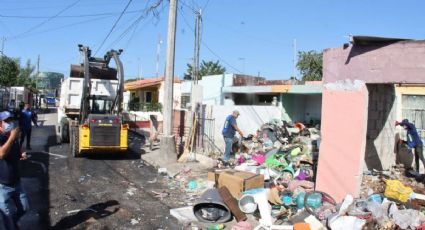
167 119 425 229
230 119 320 184
169 167 425 230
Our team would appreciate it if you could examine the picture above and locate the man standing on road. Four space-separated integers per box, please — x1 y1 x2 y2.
221 110 244 165
0 111 29 230
396 119 424 174
19 103 38 150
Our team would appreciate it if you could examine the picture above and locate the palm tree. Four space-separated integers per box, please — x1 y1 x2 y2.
185 60 226 80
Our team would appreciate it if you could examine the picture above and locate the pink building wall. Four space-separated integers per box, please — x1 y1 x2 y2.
323 41 425 84
316 86 368 201
317 40 425 201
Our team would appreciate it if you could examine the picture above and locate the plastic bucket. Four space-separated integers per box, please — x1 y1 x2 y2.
193 189 232 223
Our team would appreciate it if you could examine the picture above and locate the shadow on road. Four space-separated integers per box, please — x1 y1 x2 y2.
84 149 144 161
50 200 119 230
18 125 60 229
84 131 146 160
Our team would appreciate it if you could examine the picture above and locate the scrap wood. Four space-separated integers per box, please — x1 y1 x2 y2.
178 114 198 163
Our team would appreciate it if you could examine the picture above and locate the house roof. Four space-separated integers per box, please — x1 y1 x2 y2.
124 77 181 90
350 35 411 46
222 84 322 94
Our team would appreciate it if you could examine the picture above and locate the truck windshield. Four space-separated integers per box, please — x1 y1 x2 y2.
90 99 113 114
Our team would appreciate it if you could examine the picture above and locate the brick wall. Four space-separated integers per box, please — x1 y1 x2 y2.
364 84 397 170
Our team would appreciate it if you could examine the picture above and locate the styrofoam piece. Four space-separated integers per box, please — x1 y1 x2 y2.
169 206 198 223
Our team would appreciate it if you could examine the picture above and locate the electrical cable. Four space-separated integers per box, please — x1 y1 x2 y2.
202 0 210 11
94 0 133 56
178 7 242 73
105 0 165 51
0 10 143 19
11 0 82 39
10 15 116 40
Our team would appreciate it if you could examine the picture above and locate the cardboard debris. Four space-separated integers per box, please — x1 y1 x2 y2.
217 170 264 198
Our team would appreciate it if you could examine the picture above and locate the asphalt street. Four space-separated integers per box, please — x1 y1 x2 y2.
17 109 184 230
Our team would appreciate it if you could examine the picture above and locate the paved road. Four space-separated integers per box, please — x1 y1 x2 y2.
18 110 183 230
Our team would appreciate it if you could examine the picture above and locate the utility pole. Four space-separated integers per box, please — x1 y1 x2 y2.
1 37 5 55
137 58 142 80
292 38 297 79
37 55 40 76
192 9 202 84
160 0 178 162
156 34 162 78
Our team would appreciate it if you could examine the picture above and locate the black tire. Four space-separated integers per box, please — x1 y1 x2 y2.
70 127 80 158
61 123 70 143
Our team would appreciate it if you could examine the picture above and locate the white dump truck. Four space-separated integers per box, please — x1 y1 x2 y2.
57 45 124 146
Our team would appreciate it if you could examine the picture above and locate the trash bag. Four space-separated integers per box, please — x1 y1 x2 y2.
384 180 413 203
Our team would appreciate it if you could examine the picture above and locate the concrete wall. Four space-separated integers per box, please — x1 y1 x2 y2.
323 41 425 84
316 82 369 202
207 105 281 150
280 94 322 123
364 84 397 171
200 74 234 105
305 95 322 123
318 41 425 201
158 82 181 109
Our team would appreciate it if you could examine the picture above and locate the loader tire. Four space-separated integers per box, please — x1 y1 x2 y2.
70 127 80 158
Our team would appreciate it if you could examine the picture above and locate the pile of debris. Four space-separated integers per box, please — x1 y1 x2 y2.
169 167 425 229
167 119 425 229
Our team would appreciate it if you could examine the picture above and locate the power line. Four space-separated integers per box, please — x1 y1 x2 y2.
178 7 242 73
10 15 116 40
104 0 165 51
11 0 82 39
94 0 133 56
202 0 211 11
0 10 143 19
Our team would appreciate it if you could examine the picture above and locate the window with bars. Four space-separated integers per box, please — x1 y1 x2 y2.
402 94 425 130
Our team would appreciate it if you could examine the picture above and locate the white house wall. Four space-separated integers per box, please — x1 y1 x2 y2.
200 74 234 105
158 82 182 109
207 105 281 151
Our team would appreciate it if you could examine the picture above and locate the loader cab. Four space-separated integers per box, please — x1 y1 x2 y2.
88 95 114 114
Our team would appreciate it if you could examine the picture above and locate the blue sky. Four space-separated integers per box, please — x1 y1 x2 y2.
1 0 424 80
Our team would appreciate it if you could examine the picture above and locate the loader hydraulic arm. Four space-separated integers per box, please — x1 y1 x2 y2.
78 44 92 125
106 49 124 115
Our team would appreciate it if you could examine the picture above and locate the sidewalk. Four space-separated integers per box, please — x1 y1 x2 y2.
130 129 217 177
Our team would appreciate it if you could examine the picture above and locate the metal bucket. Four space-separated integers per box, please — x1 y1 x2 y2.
238 194 257 214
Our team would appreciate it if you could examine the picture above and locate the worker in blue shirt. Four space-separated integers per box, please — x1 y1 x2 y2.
221 110 244 165
396 119 424 173
19 103 38 150
0 111 29 230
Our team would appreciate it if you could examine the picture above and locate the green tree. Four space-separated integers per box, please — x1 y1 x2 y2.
185 60 226 80
0 56 19 86
17 59 36 88
296 50 323 81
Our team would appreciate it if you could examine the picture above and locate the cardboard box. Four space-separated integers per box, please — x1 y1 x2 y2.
217 170 264 198
207 169 232 183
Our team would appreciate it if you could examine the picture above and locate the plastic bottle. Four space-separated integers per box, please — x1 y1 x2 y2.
306 192 323 209
206 224 224 230
296 192 322 209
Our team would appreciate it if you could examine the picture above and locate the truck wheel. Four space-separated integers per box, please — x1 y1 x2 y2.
61 123 70 143
70 127 80 158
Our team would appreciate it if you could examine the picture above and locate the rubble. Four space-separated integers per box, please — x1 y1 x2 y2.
161 119 425 229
